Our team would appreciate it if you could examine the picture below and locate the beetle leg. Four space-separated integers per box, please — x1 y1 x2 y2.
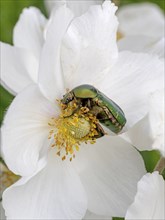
89 106 103 116
99 106 122 130
101 106 117 124
94 99 117 124
87 99 92 109
94 123 106 138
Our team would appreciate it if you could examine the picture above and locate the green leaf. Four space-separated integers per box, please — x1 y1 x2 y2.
112 217 124 220
0 86 14 124
140 150 161 172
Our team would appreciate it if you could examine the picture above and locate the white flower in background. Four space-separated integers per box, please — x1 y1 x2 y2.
117 2 164 39
118 36 164 59
122 89 164 157
125 172 165 220
1 1 164 219
117 3 165 58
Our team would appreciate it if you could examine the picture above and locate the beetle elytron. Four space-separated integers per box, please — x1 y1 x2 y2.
61 84 126 137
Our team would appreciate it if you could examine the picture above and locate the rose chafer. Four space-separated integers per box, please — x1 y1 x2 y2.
61 84 126 136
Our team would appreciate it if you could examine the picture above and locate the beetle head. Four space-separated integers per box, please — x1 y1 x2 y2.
61 91 74 104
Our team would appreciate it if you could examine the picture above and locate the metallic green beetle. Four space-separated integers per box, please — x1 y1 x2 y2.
61 84 126 136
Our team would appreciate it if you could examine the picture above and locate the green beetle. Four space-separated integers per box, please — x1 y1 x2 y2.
61 84 126 135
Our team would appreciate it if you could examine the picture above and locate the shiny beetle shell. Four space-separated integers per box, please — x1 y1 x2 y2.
62 84 126 134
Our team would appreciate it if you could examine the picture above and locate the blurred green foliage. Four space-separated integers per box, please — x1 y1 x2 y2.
0 0 47 44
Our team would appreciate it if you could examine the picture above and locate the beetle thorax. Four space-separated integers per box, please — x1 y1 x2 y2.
48 100 99 161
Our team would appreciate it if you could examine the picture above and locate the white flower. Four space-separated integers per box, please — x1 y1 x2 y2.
125 172 165 220
117 2 164 58
117 2 164 39
117 2 165 58
1 1 164 219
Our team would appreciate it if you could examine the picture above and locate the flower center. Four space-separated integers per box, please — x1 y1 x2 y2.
48 101 99 161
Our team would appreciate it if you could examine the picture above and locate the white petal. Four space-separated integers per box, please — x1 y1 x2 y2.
66 0 103 17
3 149 87 220
0 202 6 220
149 90 164 156
147 38 165 59
38 5 74 102
0 42 38 95
118 36 152 53
100 51 164 128
13 7 47 60
1 84 58 176
45 0 103 17
117 3 164 39
44 0 65 14
125 172 165 220
122 89 164 154
62 1 118 89
118 36 165 58
120 115 153 151
73 136 146 216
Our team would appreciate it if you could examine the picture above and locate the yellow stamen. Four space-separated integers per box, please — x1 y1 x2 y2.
48 100 99 160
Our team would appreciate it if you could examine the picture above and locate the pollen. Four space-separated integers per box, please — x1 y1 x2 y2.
48 101 99 160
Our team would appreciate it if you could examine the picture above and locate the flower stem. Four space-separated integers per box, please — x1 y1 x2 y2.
154 156 165 174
